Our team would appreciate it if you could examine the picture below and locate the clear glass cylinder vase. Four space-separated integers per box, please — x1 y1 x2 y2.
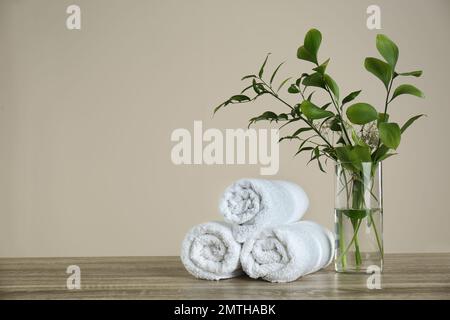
334 161 383 273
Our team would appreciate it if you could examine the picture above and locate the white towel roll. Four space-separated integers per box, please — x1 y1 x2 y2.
181 221 242 280
240 221 334 283
219 179 309 243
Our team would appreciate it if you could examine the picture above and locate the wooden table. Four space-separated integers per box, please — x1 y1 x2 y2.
1 253 449 299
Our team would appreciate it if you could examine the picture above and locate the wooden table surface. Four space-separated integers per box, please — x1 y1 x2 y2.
1 253 449 300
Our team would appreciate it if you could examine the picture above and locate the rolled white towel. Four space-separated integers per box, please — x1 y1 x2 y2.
240 221 334 283
219 179 309 243
181 221 242 280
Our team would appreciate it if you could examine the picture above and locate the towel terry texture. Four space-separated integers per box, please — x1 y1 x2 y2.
219 179 309 243
240 221 335 283
180 221 242 280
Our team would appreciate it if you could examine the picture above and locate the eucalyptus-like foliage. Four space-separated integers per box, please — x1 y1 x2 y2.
214 29 425 172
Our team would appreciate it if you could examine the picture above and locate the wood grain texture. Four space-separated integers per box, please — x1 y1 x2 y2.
1 254 449 300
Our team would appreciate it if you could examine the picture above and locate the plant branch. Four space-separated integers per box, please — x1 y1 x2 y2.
325 87 352 146
258 77 334 149
383 77 394 116
376 76 395 149
275 94 333 149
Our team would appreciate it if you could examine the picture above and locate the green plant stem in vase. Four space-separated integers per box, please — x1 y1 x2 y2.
335 161 383 272
213 28 425 273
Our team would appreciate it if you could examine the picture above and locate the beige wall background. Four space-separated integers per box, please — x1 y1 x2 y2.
1 0 449 257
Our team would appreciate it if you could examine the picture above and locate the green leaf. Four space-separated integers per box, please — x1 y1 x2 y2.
342 90 361 106
279 118 300 130
259 53 270 78
376 34 399 68
297 136 314 149
364 57 392 89
250 111 277 121
270 62 285 85
296 73 309 86
335 146 353 163
295 146 314 156
313 58 330 74
304 29 322 64
279 136 299 143
240 84 253 94
252 79 265 94
229 95 251 103
337 145 371 163
248 111 278 126
390 84 424 101
377 153 397 162
377 112 389 125
324 74 339 100
297 29 322 65
280 128 313 142
241 75 257 81
241 81 263 94
396 70 422 77
293 104 301 117
335 145 371 171
295 135 319 156
336 146 363 171
308 147 326 173
213 101 228 114
297 46 316 64
316 156 326 173
401 114 425 133
292 127 313 136
214 95 251 114
346 103 378 125
329 116 342 131
321 102 332 110
342 209 368 220
288 84 300 94
378 122 401 149
277 77 292 93
302 72 325 88
307 146 321 164
351 130 367 147
351 145 372 162
300 100 334 120
371 145 389 162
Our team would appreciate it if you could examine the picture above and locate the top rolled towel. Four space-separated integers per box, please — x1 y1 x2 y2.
240 221 335 283
219 179 309 243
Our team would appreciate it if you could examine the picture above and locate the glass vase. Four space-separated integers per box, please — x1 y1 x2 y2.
334 161 383 273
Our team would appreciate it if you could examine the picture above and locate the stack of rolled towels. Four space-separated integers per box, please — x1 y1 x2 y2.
180 179 335 283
